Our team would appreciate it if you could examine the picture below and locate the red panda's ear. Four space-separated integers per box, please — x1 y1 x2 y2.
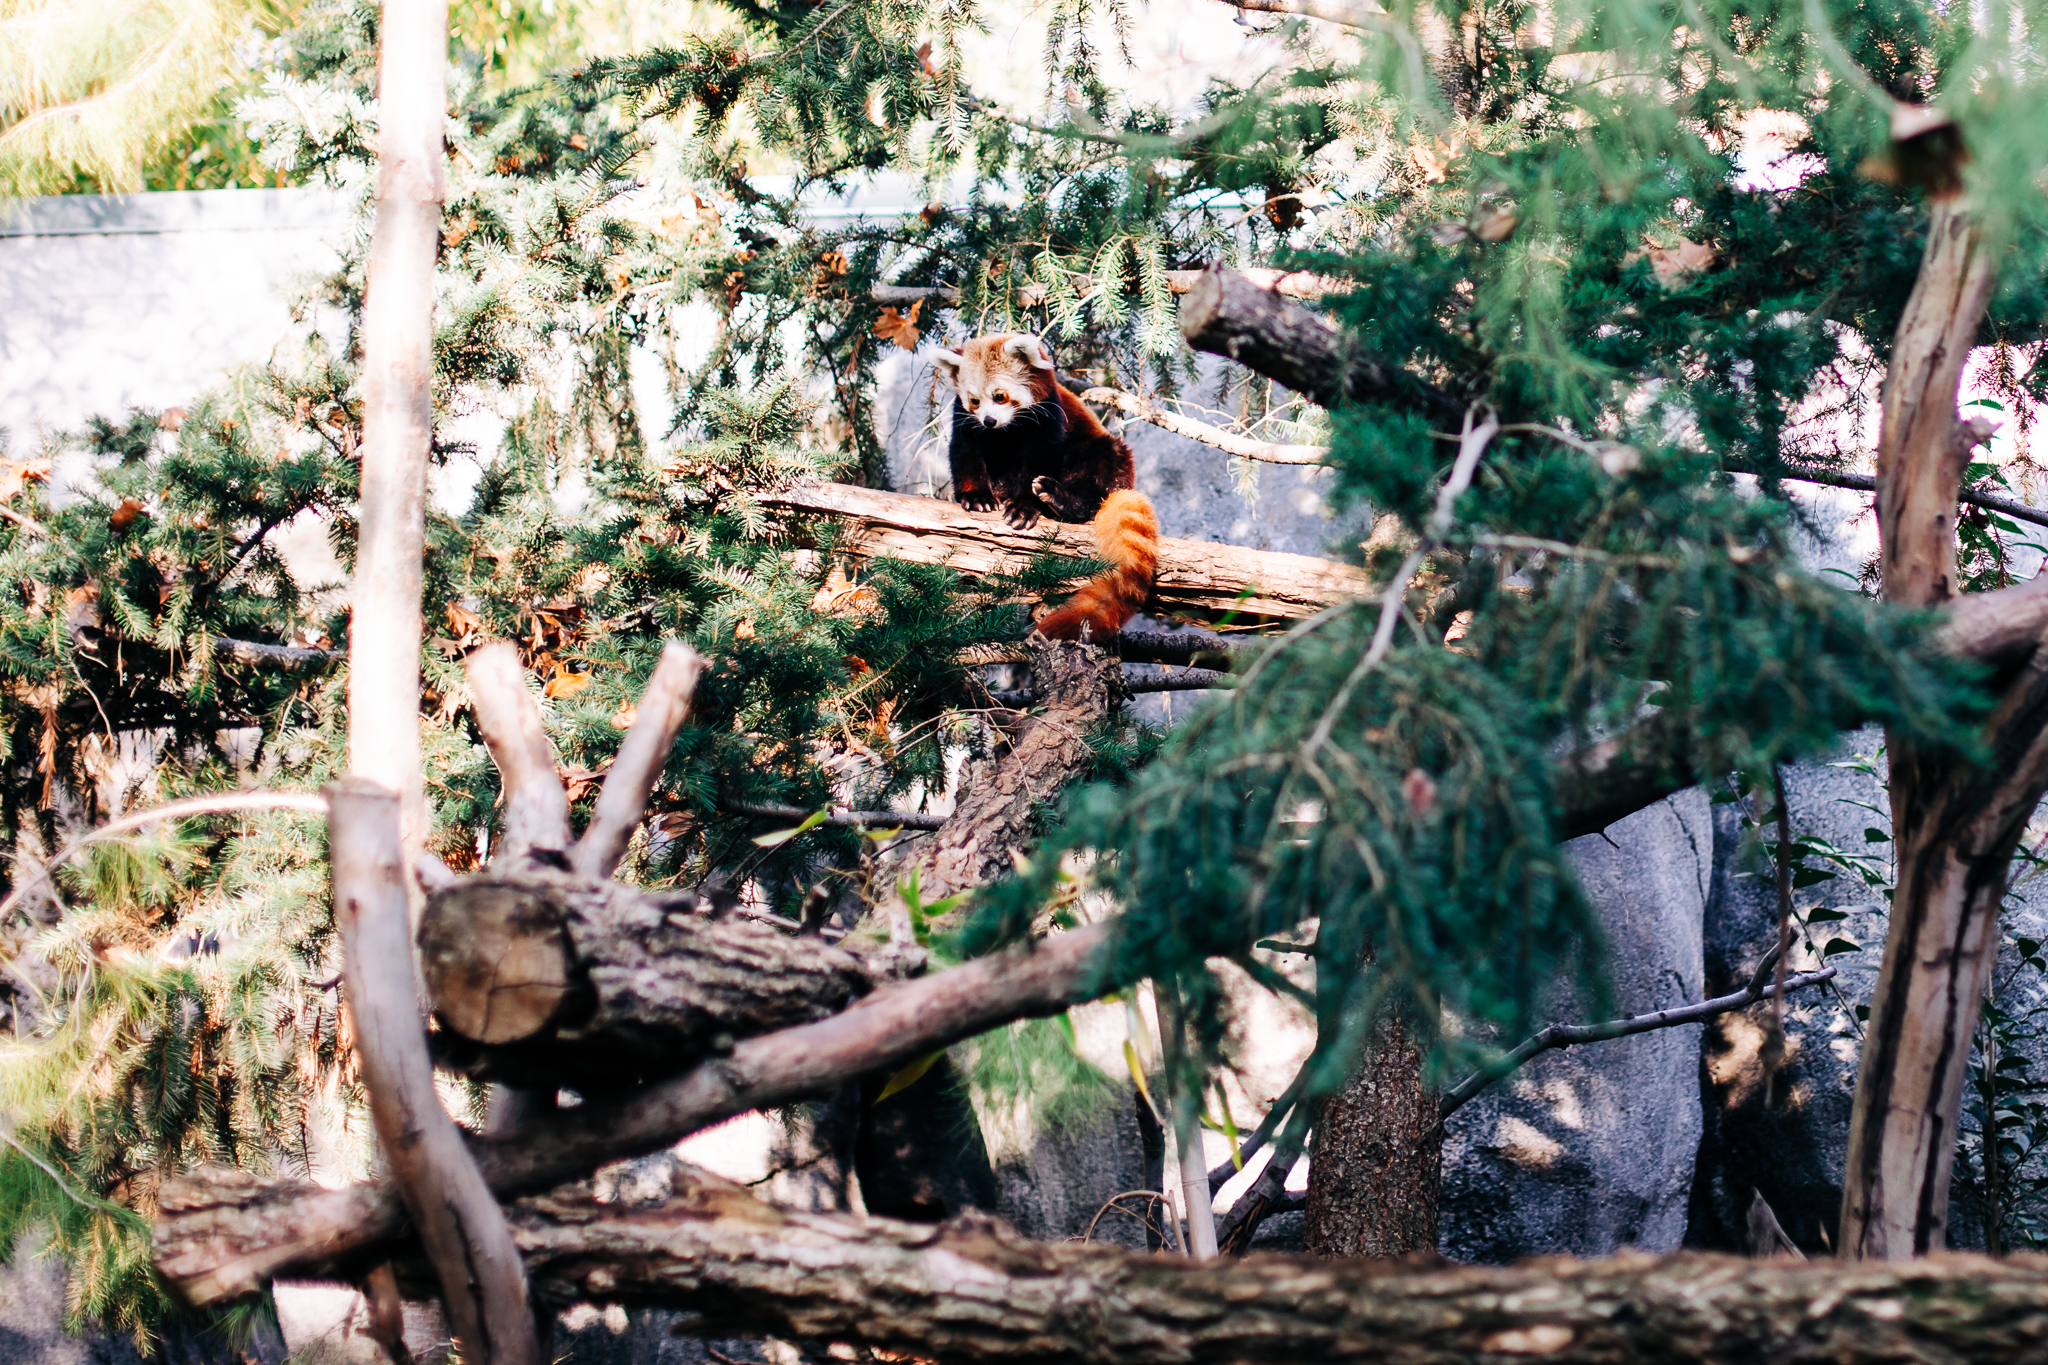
931 348 965 382
1009 334 1057 371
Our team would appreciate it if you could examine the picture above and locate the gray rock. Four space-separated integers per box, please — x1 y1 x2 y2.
1439 790 1710 1261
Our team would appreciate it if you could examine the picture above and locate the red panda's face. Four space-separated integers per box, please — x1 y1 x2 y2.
933 334 1056 429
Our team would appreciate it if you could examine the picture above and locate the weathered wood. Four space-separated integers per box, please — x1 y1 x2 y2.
328 778 541 1365
419 863 872 1088
757 481 1372 622
351 0 445 836
153 924 1111 1303
465 642 573 860
571 641 705 879
166 1161 2048 1364
1844 195 2037 1261
1178 265 1467 431
913 642 1124 903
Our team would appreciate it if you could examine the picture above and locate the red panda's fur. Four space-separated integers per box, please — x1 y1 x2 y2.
1033 489 1160 641
931 332 1161 643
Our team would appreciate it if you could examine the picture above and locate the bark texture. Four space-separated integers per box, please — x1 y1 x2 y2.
328 778 541 1365
1303 1007 1440 1259
419 865 872 1088
912 641 1125 901
757 481 1371 622
166 1162 2048 1364
350 0 446 833
1842 197 2039 1260
1177 265 1466 429
154 925 1110 1303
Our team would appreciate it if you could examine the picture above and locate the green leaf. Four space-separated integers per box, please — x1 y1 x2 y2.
876 1051 943 1103
1821 937 1862 959
1806 906 1849 923
752 808 827 846
1863 827 1891 843
1792 868 1836 888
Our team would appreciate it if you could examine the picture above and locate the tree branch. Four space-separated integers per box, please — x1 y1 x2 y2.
572 641 705 878
723 799 948 831
154 924 1111 1304
1438 959 1839 1120
1078 388 1327 465
465 641 573 859
757 481 1372 622
213 636 346 669
328 778 541 1365
1178 265 1468 428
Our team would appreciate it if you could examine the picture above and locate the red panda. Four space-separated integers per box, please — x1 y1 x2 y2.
931 333 1159 642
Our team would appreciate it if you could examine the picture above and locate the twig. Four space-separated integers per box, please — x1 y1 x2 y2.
0 504 51 537
465 642 572 858
1437 960 1838 1120
213 636 345 669
572 642 706 879
722 799 947 831
329 778 541 1365
1079 388 1327 465
0 790 329 926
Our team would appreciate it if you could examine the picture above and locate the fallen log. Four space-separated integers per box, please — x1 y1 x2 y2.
165 1162 2048 1364
153 924 1110 1304
420 864 874 1089
758 481 1371 622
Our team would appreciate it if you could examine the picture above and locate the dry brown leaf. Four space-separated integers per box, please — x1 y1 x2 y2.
158 407 187 432
1647 239 1716 288
872 300 923 351
0 456 52 502
611 701 638 730
810 563 881 617
569 133 589 150
1474 206 1519 242
545 668 598 699
558 764 604 801
916 40 937 77
735 619 756 641
818 249 849 278
110 497 147 533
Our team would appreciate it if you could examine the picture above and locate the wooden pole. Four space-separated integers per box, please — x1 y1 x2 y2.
329 778 541 1365
350 0 447 834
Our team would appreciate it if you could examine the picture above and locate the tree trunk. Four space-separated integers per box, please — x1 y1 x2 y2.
757 482 1372 622
351 0 446 836
1840 197 2043 1260
1303 1000 1440 1258
419 865 874 1089
160 1162 2048 1363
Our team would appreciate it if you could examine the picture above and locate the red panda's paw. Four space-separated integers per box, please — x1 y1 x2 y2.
957 488 997 513
1002 501 1041 530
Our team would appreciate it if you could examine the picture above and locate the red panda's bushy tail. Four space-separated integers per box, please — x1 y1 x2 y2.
1033 490 1159 642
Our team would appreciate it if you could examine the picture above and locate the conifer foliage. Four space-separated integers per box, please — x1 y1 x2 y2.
4 0 2048 1347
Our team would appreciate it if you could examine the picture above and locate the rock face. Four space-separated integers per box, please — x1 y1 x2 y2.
1438 791 1711 1261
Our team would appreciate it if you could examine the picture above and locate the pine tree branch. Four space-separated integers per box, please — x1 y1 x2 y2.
0 789 330 926
213 636 345 669
868 267 1338 309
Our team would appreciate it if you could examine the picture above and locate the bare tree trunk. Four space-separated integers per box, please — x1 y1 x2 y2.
160 1161 2048 1364
1839 197 2048 1260
350 0 446 835
329 778 541 1365
1303 999 1440 1258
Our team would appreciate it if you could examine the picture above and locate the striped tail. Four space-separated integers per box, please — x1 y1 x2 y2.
1034 490 1159 642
